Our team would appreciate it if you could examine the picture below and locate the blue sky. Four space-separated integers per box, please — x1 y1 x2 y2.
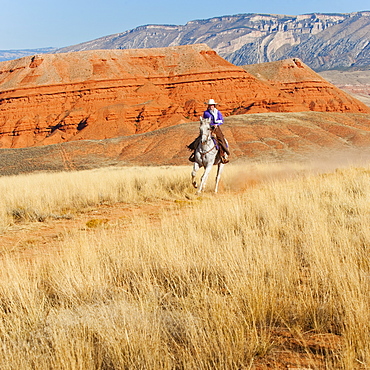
1 0 369 50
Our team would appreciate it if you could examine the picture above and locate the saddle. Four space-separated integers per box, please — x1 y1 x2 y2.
187 136 224 163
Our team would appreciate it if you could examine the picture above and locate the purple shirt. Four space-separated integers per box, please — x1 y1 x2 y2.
203 109 224 126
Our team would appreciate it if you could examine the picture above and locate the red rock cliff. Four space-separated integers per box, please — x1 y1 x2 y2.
0 46 368 149
0 44 303 148
242 58 370 113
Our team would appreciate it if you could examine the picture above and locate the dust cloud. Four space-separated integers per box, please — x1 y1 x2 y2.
224 147 370 192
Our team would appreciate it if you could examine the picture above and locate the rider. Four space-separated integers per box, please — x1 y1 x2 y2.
188 99 230 163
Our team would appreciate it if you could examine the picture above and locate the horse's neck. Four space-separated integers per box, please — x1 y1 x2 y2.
199 134 215 152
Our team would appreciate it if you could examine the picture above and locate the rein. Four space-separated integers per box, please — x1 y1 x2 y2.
200 144 216 157
200 130 217 158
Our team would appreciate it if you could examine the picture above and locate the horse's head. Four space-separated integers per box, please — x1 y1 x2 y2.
199 117 212 145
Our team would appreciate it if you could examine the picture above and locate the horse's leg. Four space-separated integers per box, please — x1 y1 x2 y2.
198 163 212 194
191 162 200 188
214 162 225 193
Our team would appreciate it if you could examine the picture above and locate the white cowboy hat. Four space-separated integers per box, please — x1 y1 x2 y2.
205 99 218 105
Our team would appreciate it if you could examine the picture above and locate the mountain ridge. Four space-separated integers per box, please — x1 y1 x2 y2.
55 11 370 71
1 12 369 71
0 47 57 62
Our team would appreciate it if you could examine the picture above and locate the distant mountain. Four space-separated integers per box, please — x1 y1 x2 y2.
56 12 370 71
0 47 57 62
2 12 369 71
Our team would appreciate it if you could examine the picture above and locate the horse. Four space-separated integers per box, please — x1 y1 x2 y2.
191 117 227 194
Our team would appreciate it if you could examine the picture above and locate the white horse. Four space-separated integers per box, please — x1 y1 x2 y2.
191 117 227 194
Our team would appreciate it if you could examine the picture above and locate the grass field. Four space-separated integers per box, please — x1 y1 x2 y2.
0 161 369 369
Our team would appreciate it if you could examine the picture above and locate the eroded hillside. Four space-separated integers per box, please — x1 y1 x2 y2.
0 45 368 150
1 111 370 176
0 45 307 149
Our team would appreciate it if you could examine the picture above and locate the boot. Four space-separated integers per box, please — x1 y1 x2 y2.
189 152 196 162
221 152 229 164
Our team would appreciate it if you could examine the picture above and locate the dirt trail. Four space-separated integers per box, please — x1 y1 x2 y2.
0 199 180 258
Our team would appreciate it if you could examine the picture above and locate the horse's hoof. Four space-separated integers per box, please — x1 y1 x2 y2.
192 182 198 189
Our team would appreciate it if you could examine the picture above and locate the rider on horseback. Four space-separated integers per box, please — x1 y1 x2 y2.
188 99 230 163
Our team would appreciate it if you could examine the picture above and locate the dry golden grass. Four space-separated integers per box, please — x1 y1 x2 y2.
0 162 369 369
0 166 193 229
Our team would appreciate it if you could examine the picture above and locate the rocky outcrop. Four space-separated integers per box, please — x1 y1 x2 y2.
242 58 370 113
0 46 368 150
56 12 370 70
0 45 305 149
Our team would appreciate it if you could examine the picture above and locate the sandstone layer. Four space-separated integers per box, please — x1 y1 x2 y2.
0 44 306 149
1 112 370 176
0 45 369 151
242 58 370 113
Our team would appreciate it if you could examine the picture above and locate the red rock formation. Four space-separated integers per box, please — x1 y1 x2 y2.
0 45 303 149
0 47 368 150
1 111 370 176
242 58 370 113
